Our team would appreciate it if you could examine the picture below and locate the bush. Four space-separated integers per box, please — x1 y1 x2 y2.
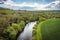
3 20 25 40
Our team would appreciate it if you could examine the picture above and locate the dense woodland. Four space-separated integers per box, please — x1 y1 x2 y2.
0 8 60 40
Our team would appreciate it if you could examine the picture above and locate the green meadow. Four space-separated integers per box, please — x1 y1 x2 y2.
32 18 60 40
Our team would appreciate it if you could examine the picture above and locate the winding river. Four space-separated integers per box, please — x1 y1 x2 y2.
17 22 36 40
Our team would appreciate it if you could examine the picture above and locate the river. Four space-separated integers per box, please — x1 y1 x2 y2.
17 22 36 40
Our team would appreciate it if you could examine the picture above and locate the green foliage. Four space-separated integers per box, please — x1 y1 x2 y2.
0 17 9 35
32 22 42 40
3 21 25 40
0 8 60 40
39 17 46 22
0 37 6 40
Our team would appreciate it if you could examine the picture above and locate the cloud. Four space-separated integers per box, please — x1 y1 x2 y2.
0 0 60 10
46 1 60 8
34 0 60 10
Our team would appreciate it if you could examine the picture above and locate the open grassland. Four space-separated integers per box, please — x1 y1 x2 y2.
41 18 60 40
32 18 60 40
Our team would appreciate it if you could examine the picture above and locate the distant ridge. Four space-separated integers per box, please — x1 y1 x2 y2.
0 7 60 12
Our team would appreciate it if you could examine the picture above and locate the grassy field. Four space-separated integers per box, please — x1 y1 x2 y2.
41 18 60 40
32 18 60 40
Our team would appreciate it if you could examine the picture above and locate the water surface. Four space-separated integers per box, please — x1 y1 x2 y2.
17 22 36 40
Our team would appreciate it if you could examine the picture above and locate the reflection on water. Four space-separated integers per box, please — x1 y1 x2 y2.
17 22 36 40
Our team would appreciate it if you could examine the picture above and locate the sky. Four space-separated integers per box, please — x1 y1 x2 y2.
0 0 60 10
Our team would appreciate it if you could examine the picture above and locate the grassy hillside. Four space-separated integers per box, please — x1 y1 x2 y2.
32 18 60 40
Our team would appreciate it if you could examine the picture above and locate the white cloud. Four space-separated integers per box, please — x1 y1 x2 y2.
36 0 60 10
0 0 60 10
46 1 60 8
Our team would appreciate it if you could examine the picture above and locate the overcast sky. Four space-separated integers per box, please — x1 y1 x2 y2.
0 0 60 10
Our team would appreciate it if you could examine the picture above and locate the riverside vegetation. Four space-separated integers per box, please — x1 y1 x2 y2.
0 8 60 40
